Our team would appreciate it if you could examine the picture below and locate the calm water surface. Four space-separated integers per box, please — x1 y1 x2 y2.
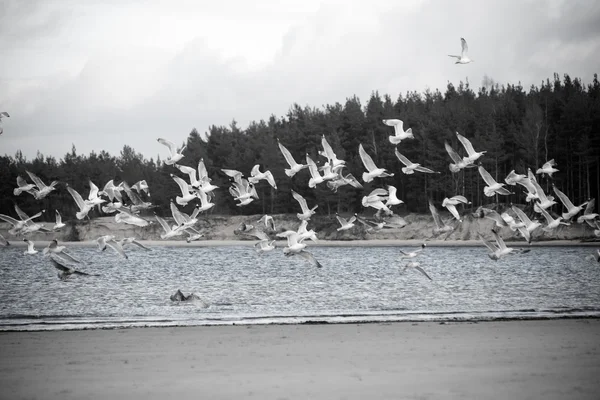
1 244 599 330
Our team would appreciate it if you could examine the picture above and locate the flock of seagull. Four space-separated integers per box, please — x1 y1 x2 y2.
1 37 600 283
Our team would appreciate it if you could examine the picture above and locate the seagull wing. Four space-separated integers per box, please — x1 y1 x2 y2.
456 132 476 156
291 190 309 213
50 256 71 273
460 37 469 57
157 138 176 156
359 143 377 172
278 141 299 167
552 185 576 210
105 238 128 258
478 233 499 253
25 171 46 189
154 214 172 234
583 198 596 215
414 265 432 280
394 148 413 167
444 142 463 164
66 185 87 211
429 201 444 229
296 250 323 268
478 166 499 186
491 229 507 250
512 206 533 226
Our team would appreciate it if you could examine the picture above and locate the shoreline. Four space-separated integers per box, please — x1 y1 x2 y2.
3 238 600 248
1 319 599 399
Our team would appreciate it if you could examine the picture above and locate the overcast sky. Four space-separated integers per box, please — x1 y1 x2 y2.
1 0 598 160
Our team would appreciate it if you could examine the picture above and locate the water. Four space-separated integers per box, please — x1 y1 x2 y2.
1 244 599 331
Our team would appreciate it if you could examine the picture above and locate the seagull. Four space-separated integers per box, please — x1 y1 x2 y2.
326 169 363 192
429 200 455 236
478 166 513 197
536 159 559 178
445 141 475 173
25 171 58 200
23 239 38 255
383 119 415 144
50 255 99 281
96 235 128 258
257 214 276 231
552 185 588 222
456 132 486 163
132 180 150 196
66 184 93 220
319 135 346 171
0 111 9 135
13 176 36 196
296 220 319 243
170 174 198 206
511 205 541 244
538 206 570 232
577 198 598 226
529 173 556 212
157 138 185 165
0 208 45 236
283 247 323 268
358 143 394 183
52 210 66 231
154 214 185 240
394 148 439 174
385 185 404 207
402 262 432 280
248 164 277 189
442 195 471 222
499 211 525 231
277 139 309 177
306 154 326 188
184 228 204 243
254 239 276 254
292 190 318 221
448 37 473 64
592 249 600 263
400 243 426 259
335 213 356 231
354 213 389 233
361 188 392 213
120 181 155 212
99 179 124 203
114 208 152 227
0 233 9 246
118 237 151 251
505 170 538 202
234 222 269 241
475 207 508 229
478 229 518 261
42 239 81 263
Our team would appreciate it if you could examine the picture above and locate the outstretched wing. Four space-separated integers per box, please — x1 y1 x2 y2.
460 37 469 57
394 148 413 167
444 142 462 164
359 143 377 171
478 166 498 186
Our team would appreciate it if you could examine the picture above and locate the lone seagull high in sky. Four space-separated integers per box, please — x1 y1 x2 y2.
448 38 473 64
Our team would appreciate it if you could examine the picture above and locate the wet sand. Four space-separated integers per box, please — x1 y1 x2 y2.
1 319 599 400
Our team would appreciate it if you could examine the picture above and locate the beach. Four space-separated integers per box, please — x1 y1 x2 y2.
1 319 599 400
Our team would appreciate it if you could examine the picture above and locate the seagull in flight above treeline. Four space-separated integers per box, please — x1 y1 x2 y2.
448 38 473 64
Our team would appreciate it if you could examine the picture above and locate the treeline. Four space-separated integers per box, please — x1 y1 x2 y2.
1 73 599 222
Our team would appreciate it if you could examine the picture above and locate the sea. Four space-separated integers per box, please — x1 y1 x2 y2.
1 244 599 331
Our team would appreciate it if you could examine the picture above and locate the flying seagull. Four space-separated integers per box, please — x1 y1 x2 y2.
448 38 473 64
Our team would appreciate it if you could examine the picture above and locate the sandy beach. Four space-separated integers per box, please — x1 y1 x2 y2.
1 319 599 400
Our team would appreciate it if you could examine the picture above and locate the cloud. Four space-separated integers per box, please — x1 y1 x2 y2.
1 0 599 160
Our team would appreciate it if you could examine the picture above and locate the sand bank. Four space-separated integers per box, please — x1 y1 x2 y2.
1 319 599 399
